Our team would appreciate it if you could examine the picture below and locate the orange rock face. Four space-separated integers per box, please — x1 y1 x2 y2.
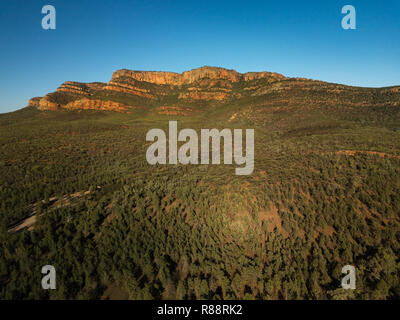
181 66 241 84
38 96 60 111
28 66 288 111
57 81 91 95
64 98 129 112
243 72 285 81
111 66 284 86
104 81 154 98
111 69 181 85
27 97 42 108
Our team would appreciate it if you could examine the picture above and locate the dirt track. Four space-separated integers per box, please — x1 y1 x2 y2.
7 187 99 233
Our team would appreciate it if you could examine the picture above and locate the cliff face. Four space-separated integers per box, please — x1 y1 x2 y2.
110 66 284 85
28 66 290 111
27 97 42 109
111 69 181 85
56 81 107 95
28 66 400 113
243 71 285 81
64 98 130 112
103 81 154 99
37 96 60 111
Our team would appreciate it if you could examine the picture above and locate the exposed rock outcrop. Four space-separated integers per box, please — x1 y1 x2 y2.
28 66 289 111
181 66 241 84
111 66 284 86
37 96 60 111
27 97 42 108
56 81 106 95
111 69 181 85
64 98 129 112
23 66 400 113
103 81 154 98
57 81 91 95
243 71 285 81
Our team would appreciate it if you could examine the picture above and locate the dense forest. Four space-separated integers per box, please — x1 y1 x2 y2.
1 75 400 300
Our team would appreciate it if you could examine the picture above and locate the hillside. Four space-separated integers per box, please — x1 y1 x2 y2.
1 66 400 300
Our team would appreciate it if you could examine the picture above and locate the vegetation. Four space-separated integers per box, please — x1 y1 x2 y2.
1 76 400 300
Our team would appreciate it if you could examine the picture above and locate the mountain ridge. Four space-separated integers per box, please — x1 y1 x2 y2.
26 66 400 112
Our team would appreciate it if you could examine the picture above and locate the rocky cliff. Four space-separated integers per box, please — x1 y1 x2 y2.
110 66 284 85
27 66 289 111
27 66 400 112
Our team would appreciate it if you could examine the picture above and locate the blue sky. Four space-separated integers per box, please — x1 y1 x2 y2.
0 0 399 113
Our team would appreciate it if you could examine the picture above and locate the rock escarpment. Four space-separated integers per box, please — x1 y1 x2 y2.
28 66 285 112
110 66 284 86
28 66 400 113
27 66 289 111
64 98 130 112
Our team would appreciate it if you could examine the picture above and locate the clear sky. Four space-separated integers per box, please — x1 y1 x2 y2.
0 0 399 113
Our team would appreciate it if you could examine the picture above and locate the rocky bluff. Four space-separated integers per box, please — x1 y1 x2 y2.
28 66 400 113
27 66 286 111
111 66 284 85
